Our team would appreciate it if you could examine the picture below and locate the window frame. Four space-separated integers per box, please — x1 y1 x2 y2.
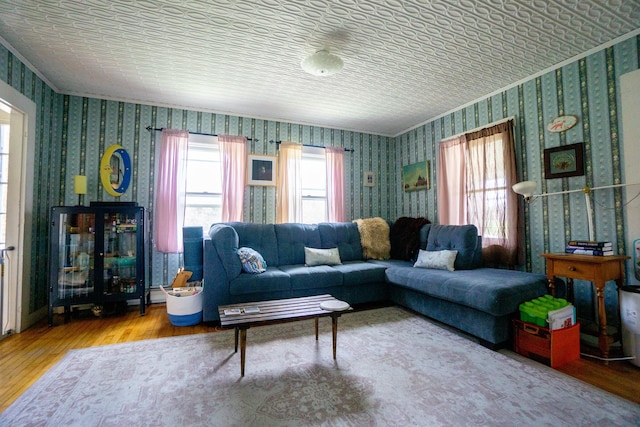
301 146 327 224
183 134 222 231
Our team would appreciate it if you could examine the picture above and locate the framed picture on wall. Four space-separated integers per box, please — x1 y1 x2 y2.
402 160 430 191
247 154 276 186
543 143 584 179
364 171 375 187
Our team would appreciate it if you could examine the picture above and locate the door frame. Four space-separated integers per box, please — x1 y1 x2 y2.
0 79 39 334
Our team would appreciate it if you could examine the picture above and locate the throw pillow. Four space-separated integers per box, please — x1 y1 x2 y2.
389 216 430 261
413 249 458 271
353 217 390 260
304 247 342 266
237 247 267 274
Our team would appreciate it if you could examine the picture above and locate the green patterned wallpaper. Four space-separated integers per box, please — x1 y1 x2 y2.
394 35 639 322
1 35 638 321
0 43 395 310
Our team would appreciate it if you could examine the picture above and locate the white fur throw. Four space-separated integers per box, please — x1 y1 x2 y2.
354 217 391 260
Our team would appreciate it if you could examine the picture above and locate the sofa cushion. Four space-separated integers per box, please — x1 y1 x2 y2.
237 247 267 273
385 266 547 316
275 223 322 266
304 247 342 266
330 261 387 286
426 224 478 270
227 222 279 267
318 222 363 261
229 267 290 295
279 264 343 290
413 249 458 271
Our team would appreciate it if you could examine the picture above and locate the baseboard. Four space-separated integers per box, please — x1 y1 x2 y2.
149 287 167 304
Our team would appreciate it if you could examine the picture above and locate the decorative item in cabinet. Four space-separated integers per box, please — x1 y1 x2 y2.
49 203 148 326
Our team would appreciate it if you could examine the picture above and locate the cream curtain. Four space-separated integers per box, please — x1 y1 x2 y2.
437 120 520 265
466 121 519 265
276 142 302 223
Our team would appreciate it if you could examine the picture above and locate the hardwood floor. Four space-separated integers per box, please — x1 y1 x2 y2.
1 303 639 413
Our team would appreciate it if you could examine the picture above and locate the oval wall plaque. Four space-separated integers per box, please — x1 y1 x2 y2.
547 115 578 133
100 144 132 197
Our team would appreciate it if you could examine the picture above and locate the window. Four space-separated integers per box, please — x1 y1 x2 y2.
301 146 327 224
437 120 519 265
466 137 508 240
184 134 221 231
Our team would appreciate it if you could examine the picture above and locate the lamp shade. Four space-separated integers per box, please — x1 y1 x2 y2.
301 50 343 76
512 180 537 199
74 175 87 195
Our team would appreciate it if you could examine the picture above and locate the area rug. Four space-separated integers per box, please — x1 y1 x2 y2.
2 307 639 426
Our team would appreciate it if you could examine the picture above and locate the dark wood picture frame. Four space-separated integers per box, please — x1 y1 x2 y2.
543 143 585 179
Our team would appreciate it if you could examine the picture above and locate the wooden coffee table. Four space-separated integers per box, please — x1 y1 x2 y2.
218 294 352 376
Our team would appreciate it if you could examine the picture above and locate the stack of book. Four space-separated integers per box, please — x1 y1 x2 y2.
565 240 614 256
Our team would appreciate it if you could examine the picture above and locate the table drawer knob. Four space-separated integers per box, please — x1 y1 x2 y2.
568 266 576 271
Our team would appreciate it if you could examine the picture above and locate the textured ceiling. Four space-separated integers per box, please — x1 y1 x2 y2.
0 1 638 136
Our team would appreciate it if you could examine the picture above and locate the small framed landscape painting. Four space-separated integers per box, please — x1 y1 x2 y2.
403 160 430 191
247 154 276 186
544 143 584 179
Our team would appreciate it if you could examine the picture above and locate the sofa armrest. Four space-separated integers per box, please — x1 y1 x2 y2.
208 224 242 280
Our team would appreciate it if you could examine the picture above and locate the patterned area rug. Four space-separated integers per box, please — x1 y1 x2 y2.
2 306 639 426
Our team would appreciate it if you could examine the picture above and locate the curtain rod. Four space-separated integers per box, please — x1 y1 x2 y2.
145 126 257 141
269 140 353 152
439 116 515 143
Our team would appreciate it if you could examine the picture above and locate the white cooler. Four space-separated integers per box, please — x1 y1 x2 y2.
620 286 640 367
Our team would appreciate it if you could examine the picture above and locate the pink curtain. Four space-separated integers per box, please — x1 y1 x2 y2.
154 129 189 253
438 135 467 225
218 135 247 222
276 142 302 223
325 147 345 222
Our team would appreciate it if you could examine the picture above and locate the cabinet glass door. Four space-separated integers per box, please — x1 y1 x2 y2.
102 211 138 295
56 212 95 300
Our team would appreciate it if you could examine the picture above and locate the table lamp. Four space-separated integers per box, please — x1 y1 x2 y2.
74 175 87 206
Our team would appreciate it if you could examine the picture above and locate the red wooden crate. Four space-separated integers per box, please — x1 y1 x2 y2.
513 319 580 368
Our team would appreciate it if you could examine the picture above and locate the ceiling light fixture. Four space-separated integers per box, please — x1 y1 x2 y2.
301 50 343 76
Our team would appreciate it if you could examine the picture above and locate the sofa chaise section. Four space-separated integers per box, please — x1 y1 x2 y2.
384 224 548 345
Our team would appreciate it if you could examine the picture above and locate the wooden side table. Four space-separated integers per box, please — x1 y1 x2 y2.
540 253 630 360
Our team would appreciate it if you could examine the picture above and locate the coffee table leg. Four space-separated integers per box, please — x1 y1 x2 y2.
240 327 247 376
331 314 339 359
234 327 239 353
315 318 319 340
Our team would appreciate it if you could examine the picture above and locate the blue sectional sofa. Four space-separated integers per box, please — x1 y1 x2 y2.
202 221 548 346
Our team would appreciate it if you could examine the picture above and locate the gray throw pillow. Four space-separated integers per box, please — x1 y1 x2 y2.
413 249 458 271
304 247 342 266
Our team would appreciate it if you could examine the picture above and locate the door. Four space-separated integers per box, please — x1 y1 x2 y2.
0 99 22 337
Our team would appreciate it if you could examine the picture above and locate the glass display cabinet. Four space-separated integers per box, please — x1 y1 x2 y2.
48 203 147 325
